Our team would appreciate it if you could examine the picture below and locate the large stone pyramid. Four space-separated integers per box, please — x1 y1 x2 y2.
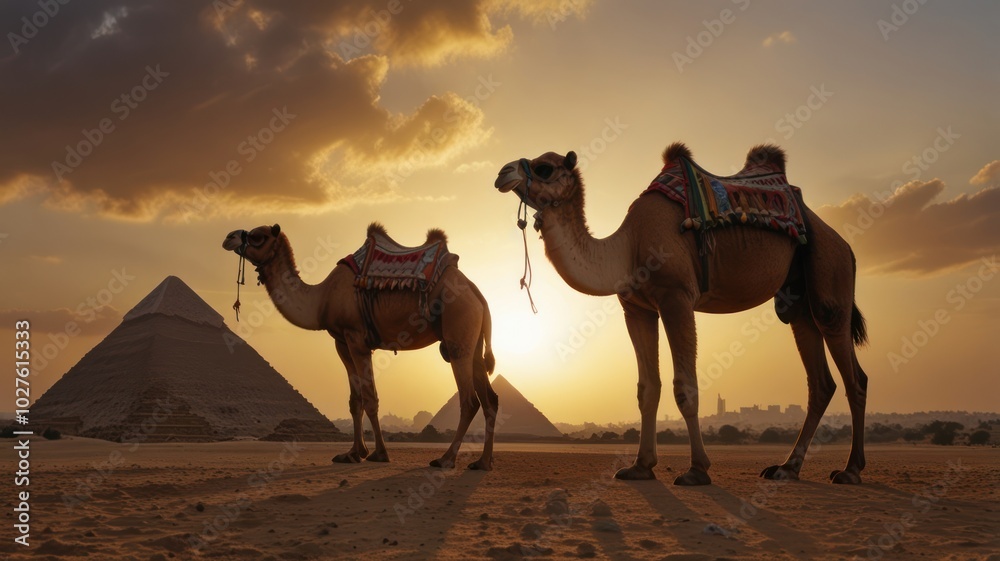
31 276 340 442
428 375 563 438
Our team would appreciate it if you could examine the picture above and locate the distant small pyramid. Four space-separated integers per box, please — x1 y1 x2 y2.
428 375 562 438
31 276 339 442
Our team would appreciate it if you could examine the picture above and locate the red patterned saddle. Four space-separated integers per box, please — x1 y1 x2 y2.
338 223 458 348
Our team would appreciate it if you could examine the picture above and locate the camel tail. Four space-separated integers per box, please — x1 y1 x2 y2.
851 302 869 348
469 283 495 375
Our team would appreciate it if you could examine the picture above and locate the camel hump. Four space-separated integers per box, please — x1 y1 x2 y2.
425 228 448 244
745 144 787 172
367 221 388 238
662 142 693 166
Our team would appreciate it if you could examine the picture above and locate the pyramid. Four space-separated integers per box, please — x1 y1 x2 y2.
427 375 563 438
31 276 340 442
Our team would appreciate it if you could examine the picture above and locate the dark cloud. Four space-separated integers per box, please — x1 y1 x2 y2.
0 0 588 220
817 179 1000 275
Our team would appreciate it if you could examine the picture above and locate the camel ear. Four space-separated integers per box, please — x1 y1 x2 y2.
563 151 577 170
271 224 281 236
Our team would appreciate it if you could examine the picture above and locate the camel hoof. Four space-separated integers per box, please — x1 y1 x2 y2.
366 450 390 463
830 469 862 485
613 465 656 480
467 458 493 471
673 468 712 486
760 465 799 481
332 451 366 464
430 457 455 469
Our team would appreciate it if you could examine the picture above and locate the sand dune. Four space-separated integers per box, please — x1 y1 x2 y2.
2 437 998 560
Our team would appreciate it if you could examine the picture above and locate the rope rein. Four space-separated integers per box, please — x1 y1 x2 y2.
233 237 248 321
516 159 538 314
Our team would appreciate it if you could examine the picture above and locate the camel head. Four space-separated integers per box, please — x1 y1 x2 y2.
495 151 579 212
222 224 281 267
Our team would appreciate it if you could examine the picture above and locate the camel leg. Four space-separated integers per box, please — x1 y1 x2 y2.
662 302 711 486
354 351 390 462
468 344 498 471
760 313 837 480
825 334 867 484
332 340 368 463
431 355 480 469
615 301 660 480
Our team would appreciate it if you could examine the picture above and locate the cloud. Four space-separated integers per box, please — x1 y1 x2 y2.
0 306 121 336
970 160 1000 186
816 179 1000 275
453 160 495 174
0 0 589 221
762 31 796 47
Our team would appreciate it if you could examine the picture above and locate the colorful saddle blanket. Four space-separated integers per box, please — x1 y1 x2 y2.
642 158 808 244
339 231 458 293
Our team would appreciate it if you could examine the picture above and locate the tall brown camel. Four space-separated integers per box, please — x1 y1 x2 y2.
494 143 869 485
222 223 499 470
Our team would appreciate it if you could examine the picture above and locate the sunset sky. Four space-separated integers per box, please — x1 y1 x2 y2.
2 1 998 424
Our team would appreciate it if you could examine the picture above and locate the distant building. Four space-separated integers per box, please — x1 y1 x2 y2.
717 394 726 416
767 405 781 414
785 404 805 416
740 405 760 415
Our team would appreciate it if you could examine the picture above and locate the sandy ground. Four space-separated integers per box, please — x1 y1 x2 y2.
2 438 998 560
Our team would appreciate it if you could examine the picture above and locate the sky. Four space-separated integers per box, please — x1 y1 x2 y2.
1 0 998 425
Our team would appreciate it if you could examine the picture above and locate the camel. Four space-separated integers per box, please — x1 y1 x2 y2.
493 143 869 485
222 223 499 470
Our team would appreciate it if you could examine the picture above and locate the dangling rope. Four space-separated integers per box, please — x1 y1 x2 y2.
233 238 248 322
516 159 538 314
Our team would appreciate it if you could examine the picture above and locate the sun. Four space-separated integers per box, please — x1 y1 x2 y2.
488 303 550 357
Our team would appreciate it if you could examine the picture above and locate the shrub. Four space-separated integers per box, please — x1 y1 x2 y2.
968 430 990 446
43 427 62 440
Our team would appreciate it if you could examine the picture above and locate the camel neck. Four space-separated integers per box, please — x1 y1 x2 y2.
258 235 326 330
538 198 634 297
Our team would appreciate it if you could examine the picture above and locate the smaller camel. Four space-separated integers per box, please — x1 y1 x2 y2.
222 223 499 470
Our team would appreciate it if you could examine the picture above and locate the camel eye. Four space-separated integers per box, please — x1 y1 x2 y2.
533 163 554 179
248 232 266 246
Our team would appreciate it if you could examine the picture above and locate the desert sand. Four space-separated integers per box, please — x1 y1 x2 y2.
2 437 998 560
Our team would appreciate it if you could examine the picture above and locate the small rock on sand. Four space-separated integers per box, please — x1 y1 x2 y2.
592 519 621 533
590 499 612 517
520 522 546 540
576 542 597 558
638 538 662 549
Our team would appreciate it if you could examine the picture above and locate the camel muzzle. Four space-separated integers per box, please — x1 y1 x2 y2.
222 230 247 253
495 160 524 193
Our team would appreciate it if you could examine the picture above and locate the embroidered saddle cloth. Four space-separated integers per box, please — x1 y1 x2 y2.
339 230 458 293
642 157 808 244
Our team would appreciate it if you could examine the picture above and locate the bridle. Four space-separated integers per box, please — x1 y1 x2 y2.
232 229 276 321
509 158 576 314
